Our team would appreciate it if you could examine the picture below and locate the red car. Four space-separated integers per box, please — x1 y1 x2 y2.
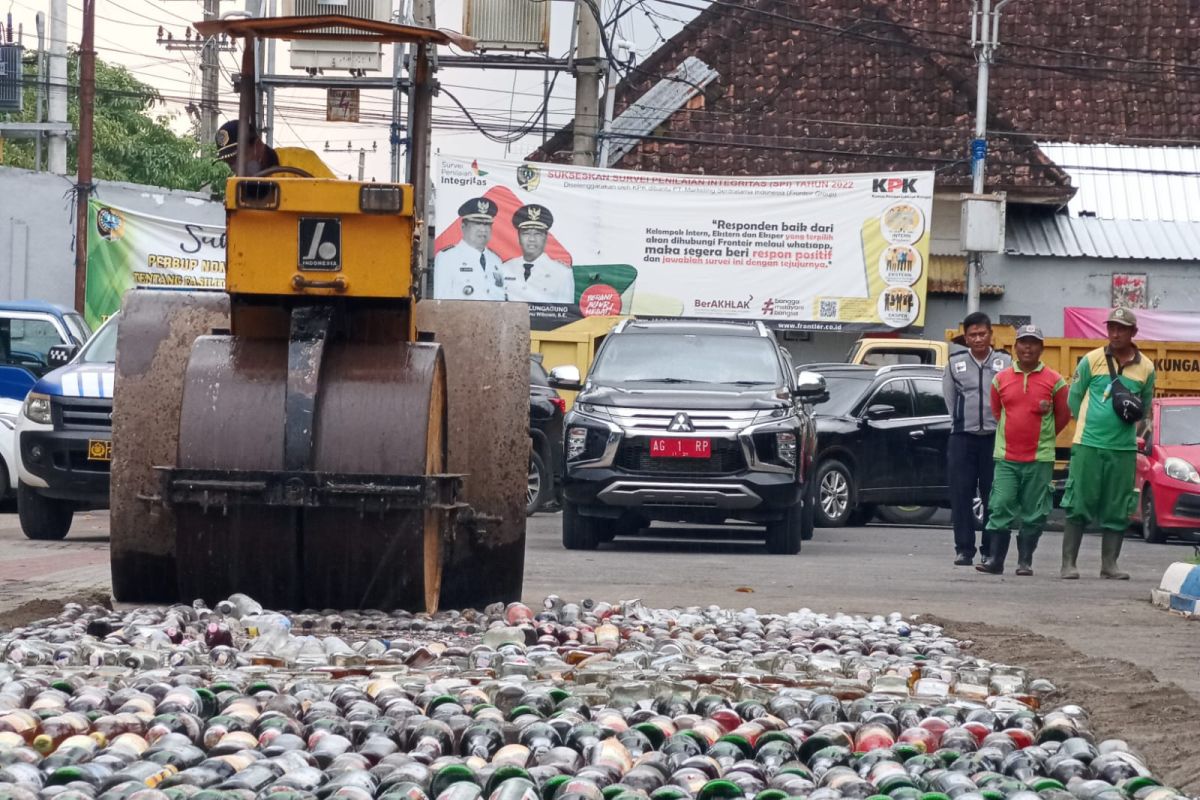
1133 397 1200 543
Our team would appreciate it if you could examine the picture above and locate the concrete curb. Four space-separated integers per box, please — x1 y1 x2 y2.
1151 562 1200 618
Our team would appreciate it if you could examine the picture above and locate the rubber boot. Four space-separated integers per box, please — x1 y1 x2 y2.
1100 530 1131 580
1015 531 1040 576
1061 519 1084 579
976 531 1010 574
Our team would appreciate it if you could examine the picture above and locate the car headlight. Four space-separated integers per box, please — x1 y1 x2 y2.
23 393 52 425
775 431 798 467
1164 457 1200 484
567 427 589 461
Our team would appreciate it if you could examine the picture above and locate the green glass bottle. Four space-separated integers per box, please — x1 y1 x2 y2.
695 780 745 800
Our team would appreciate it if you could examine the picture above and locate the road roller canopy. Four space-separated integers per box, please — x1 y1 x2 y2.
192 15 476 50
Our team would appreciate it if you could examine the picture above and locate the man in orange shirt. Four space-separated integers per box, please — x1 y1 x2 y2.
977 325 1071 575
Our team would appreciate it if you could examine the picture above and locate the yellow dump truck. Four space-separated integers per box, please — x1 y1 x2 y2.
530 316 623 407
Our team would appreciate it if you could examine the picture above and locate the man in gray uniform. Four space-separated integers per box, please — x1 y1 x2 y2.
433 197 505 300
943 311 1012 565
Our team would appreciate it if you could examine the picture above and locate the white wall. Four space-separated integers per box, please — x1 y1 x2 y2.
0 168 222 305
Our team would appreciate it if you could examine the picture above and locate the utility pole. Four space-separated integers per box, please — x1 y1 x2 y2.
157 22 234 144
73 0 95 312
597 38 631 168
34 13 44 171
47 0 66 174
408 0 434 285
200 0 220 144
965 0 1012 314
572 0 602 167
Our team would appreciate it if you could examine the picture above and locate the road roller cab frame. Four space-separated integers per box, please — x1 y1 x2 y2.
110 16 529 613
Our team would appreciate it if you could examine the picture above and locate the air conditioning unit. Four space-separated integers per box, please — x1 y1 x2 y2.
0 45 22 113
463 0 550 52
282 0 390 72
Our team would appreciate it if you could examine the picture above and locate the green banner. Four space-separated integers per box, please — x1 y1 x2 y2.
85 200 225 328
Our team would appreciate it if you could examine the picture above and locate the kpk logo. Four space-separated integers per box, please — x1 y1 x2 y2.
872 177 919 194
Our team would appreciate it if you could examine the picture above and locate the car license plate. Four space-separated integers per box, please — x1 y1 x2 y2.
87 439 112 462
649 437 711 458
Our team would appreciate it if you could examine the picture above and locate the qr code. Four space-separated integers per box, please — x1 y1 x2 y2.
818 299 839 319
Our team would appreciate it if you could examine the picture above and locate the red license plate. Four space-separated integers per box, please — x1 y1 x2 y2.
649 437 712 458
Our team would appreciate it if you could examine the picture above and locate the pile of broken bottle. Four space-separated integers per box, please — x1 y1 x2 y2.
0 595 1190 800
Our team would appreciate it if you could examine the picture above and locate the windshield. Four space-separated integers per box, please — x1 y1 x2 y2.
79 316 119 364
0 316 65 376
1158 405 1200 446
64 313 92 344
809 374 874 417
590 334 784 386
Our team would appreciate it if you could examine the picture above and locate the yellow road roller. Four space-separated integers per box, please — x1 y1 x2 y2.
109 16 528 612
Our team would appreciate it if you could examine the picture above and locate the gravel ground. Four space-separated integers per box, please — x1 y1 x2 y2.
1 509 1197 791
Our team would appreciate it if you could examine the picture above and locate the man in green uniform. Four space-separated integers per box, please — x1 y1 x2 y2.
978 325 1071 576
1061 307 1156 580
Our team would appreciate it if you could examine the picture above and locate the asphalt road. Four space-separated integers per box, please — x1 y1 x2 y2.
0 507 1196 698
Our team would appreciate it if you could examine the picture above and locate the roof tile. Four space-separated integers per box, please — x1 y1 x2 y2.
528 0 1200 199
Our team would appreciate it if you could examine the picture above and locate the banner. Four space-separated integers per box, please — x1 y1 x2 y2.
1064 307 1200 342
432 156 934 332
85 200 225 327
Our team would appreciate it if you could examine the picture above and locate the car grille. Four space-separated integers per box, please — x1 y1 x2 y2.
606 406 760 433
54 397 113 431
1173 493 1200 520
614 438 745 475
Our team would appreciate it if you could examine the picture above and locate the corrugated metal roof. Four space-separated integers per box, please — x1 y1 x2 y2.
1038 143 1200 222
603 57 719 168
1005 210 1200 261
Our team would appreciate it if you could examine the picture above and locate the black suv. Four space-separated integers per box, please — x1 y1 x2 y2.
801 363 953 527
529 356 565 515
552 320 820 554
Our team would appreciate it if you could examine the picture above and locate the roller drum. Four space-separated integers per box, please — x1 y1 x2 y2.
172 335 447 610
110 289 229 603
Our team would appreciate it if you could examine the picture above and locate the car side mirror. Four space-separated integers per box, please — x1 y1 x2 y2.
548 364 583 392
793 370 829 404
864 403 896 421
47 344 79 367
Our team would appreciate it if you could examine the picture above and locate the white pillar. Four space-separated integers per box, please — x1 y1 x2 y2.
47 0 68 174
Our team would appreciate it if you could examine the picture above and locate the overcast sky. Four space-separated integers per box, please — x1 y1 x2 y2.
9 0 700 181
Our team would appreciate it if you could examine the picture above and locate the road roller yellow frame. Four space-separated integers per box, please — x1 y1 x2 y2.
224 179 415 299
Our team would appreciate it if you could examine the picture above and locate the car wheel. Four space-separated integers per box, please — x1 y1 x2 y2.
0 459 9 504
526 449 548 516
877 505 938 525
800 480 816 541
1142 487 1168 544
765 504 802 555
17 482 73 541
562 500 599 550
815 459 855 528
